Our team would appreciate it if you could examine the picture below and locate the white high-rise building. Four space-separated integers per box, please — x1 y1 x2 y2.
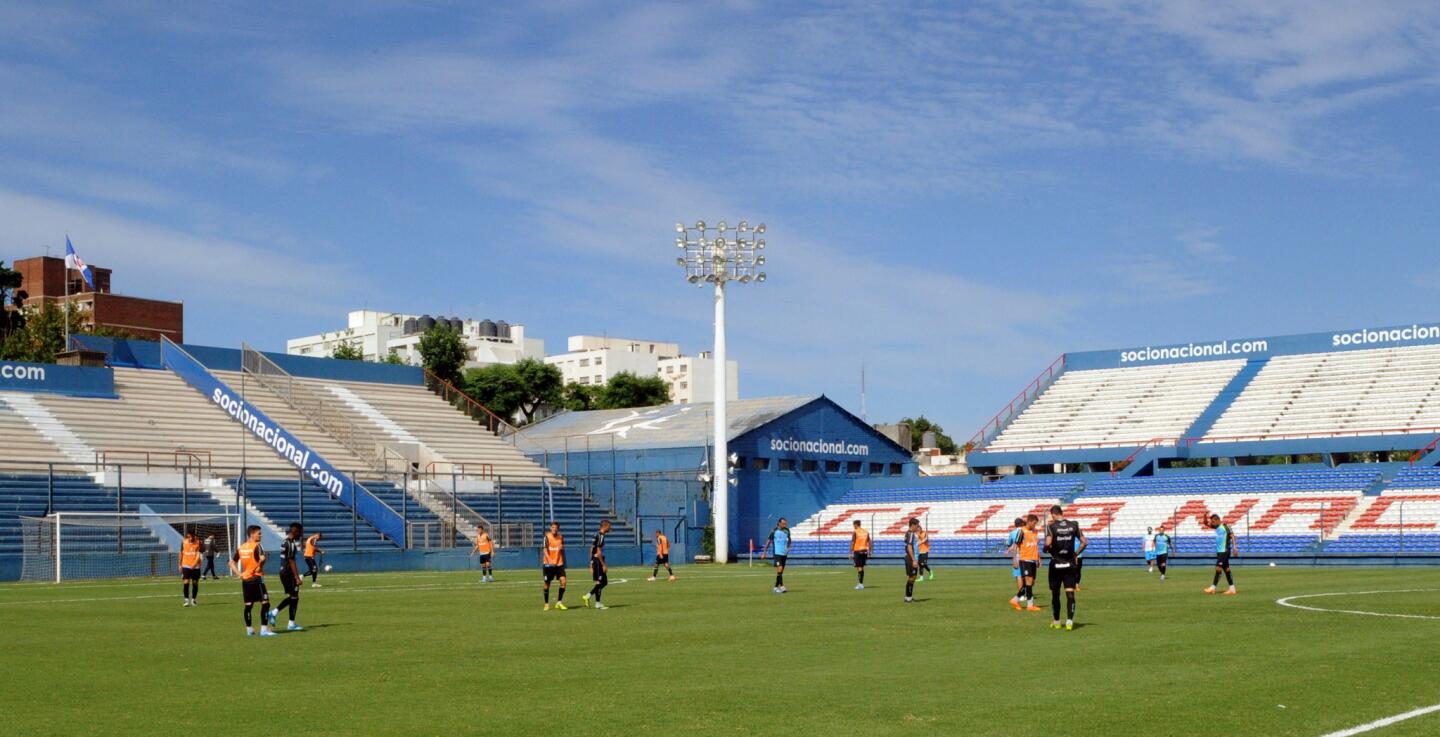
545 335 738 404
287 310 545 368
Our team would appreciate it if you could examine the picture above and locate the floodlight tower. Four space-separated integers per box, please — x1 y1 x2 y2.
675 220 767 563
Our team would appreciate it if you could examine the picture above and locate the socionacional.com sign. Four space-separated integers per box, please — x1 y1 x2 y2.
0 360 115 398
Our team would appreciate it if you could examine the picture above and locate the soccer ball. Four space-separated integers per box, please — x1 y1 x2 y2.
324 564 334 572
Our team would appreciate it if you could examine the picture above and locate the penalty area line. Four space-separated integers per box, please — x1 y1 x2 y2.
1319 703 1440 737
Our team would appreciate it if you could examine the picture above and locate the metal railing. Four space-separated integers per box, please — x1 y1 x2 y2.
93 448 211 475
240 343 386 468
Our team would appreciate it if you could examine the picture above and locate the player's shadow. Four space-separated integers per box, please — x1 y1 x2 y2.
296 623 345 630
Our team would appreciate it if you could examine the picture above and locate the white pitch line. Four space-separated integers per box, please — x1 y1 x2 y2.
1318 703 1440 737
1275 589 1440 621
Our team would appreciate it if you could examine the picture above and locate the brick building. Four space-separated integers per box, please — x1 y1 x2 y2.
11 256 183 342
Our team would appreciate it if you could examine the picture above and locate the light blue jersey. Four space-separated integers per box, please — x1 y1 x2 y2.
1215 524 1232 554
769 527 791 557
1155 533 1170 556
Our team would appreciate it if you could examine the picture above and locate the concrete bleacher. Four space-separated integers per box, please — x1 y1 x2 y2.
299 377 555 482
984 360 1245 451
1203 344 1440 440
1082 468 1379 496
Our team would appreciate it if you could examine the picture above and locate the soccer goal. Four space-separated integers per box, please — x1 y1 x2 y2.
19 512 241 583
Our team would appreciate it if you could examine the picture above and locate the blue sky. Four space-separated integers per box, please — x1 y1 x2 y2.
2 1 1439 439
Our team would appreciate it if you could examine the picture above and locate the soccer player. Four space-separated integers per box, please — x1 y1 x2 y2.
269 522 305 632
1154 524 1172 581
917 524 933 582
1014 514 1043 611
763 518 792 594
541 521 568 611
201 534 219 580
1044 505 1087 631
648 529 675 582
582 519 611 610
229 525 275 637
180 530 202 607
1204 513 1238 595
1006 517 1025 608
850 519 872 590
903 518 922 603
472 526 496 583
1143 526 1157 573
304 531 324 587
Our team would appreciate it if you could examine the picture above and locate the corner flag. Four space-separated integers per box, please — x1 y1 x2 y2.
64 237 95 290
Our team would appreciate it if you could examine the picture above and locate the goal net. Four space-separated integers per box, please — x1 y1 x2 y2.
19 512 240 583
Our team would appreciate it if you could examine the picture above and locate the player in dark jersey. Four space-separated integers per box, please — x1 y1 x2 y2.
269 523 305 632
582 519 611 610
1205 513 1239 595
903 518 922 603
1044 505 1087 631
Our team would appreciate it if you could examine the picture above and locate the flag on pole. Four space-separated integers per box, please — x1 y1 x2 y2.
64 237 95 290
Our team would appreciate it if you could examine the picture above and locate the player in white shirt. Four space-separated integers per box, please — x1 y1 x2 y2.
1143 527 1157 573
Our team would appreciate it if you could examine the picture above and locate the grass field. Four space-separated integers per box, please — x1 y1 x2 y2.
3 563 1440 737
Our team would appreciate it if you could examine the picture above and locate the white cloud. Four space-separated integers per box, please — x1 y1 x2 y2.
0 189 370 320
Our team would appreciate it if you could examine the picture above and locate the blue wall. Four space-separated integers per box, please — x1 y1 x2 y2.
531 397 914 561
0 360 115 398
73 336 423 385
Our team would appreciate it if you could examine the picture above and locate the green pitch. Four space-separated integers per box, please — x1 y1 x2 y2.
3 564 1440 737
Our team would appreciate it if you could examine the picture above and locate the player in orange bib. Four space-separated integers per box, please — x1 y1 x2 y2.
1014 514 1043 611
472 526 496 583
917 526 933 582
179 530 202 607
303 531 324 587
228 525 275 637
648 529 675 582
849 519 872 590
541 522 568 611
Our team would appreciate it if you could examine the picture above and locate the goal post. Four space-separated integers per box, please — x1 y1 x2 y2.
20 512 241 583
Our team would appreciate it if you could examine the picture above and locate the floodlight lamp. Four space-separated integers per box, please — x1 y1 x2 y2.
757 272 767 283
738 221 749 231
739 274 751 283
756 239 765 249
676 237 685 247
756 223 766 234
717 220 728 230
676 257 686 267
756 255 766 266
675 223 685 233
695 220 706 230
687 274 700 284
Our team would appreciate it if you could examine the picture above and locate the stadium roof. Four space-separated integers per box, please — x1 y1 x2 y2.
516 396 820 452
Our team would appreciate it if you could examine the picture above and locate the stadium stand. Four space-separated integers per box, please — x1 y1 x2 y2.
299 377 555 482
1328 467 1440 553
1202 344 1440 440
983 360 1245 450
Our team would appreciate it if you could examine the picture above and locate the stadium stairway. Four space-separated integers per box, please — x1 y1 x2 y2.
0 392 96 467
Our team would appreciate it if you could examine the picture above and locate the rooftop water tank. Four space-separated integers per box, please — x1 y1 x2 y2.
402 318 418 335
496 320 511 338
478 319 498 337
418 315 436 332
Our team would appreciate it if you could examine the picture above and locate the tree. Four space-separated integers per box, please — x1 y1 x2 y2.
598 371 670 409
465 357 563 425
0 261 25 348
382 349 407 365
562 382 602 411
418 324 466 385
331 341 364 361
1 301 68 363
898 415 958 455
